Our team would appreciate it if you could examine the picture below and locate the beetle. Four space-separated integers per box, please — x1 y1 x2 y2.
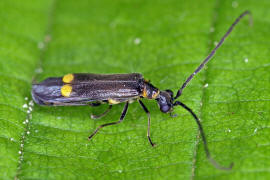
32 11 252 170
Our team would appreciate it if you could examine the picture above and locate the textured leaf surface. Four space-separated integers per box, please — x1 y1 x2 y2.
0 0 269 179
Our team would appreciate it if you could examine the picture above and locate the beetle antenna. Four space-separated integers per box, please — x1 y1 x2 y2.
174 10 252 99
174 101 234 170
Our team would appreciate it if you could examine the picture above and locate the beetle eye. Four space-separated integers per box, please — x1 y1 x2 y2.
160 105 170 113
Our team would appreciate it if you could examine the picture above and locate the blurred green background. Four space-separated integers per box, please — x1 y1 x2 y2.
0 0 270 179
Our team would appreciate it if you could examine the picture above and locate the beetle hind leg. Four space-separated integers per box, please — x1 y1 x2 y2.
89 102 101 107
90 105 112 119
88 102 128 140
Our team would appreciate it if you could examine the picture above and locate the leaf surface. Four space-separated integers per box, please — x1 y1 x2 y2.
0 0 269 179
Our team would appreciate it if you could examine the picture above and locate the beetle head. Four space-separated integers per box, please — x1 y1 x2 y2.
156 89 174 113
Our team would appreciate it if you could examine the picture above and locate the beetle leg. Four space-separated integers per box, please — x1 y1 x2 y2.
90 105 112 119
89 102 101 107
88 102 128 140
138 99 156 147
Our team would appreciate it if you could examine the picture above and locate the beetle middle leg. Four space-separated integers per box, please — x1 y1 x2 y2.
88 102 129 140
90 105 112 119
138 99 156 147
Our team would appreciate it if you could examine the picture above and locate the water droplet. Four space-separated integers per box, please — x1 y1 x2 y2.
38 42 45 49
254 128 258 134
29 100 34 107
134 38 141 45
35 68 43 74
232 1 238 8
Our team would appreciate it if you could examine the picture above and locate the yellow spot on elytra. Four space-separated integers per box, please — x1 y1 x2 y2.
152 90 160 99
61 85 72 97
63 74 74 83
108 99 120 104
142 87 147 98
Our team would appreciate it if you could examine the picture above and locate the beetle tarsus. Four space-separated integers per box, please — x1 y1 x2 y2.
148 136 156 147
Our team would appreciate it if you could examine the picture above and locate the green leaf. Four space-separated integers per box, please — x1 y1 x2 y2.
1 0 269 179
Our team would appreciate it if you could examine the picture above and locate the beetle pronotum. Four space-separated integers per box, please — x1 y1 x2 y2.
32 11 252 170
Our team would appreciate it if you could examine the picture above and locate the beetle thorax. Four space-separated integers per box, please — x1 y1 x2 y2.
141 81 160 99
